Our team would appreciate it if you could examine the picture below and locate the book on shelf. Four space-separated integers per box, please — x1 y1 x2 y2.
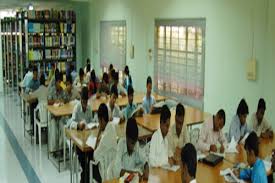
28 50 43 61
28 23 44 33
28 35 44 47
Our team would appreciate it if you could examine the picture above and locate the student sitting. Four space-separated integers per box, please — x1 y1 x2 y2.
93 103 118 182
198 109 227 153
250 98 273 138
47 63 56 87
107 85 122 121
22 64 33 88
167 103 189 164
142 76 156 114
149 105 173 167
234 131 268 183
84 58 90 74
26 66 40 93
70 64 77 82
85 64 91 82
123 65 133 91
108 63 114 79
30 74 48 104
111 71 127 97
181 143 197 183
73 68 87 90
229 99 250 142
64 74 80 102
96 72 110 99
88 69 99 97
69 87 94 183
122 85 143 121
114 117 149 180
47 72 66 105
47 68 59 91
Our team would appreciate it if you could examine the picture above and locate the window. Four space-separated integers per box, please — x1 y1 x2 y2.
155 19 206 109
100 20 126 71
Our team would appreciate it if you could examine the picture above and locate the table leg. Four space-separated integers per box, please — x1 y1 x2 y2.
70 139 72 183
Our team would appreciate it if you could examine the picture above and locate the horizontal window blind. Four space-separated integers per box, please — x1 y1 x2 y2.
100 20 126 71
154 19 206 109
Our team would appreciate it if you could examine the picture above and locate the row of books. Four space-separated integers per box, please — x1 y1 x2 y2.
45 23 76 33
28 36 44 47
29 50 43 61
27 10 76 21
28 23 44 33
45 49 74 59
45 35 75 47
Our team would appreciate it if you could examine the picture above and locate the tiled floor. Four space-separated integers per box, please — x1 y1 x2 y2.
0 88 71 183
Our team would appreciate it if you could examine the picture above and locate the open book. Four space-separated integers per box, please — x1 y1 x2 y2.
220 168 245 183
86 136 97 149
161 164 180 172
87 122 99 130
151 101 166 114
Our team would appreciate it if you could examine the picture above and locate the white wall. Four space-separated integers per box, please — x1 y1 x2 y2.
87 0 269 131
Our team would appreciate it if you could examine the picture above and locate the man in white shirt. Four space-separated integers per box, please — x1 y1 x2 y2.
93 103 117 183
64 74 80 102
30 74 48 104
250 98 273 138
149 105 173 167
22 65 33 88
142 76 156 114
198 109 227 153
168 103 189 164
181 143 197 183
107 85 122 121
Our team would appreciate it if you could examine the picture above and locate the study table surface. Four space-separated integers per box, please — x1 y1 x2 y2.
104 161 232 183
65 123 152 152
135 107 211 132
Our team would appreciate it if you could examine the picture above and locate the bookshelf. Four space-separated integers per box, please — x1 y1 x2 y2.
1 9 77 90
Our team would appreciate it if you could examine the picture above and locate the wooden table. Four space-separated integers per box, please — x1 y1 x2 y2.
104 161 232 183
47 103 75 117
136 107 211 132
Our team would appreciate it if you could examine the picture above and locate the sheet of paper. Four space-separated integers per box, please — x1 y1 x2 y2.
220 168 245 183
161 165 180 172
86 136 97 149
240 132 250 144
87 122 99 130
111 117 120 125
226 136 238 153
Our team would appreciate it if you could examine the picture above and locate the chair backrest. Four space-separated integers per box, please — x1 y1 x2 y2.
38 102 48 124
189 128 200 148
98 147 117 181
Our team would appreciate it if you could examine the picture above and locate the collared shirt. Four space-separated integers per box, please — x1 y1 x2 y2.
198 116 227 152
94 122 117 161
168 123 189 157
26 79 40 93
22 71 33 88
149 128 169 167
64 87 80 103
114 138 146 177
47 85 66 101
240 158 268 183
142 95 156 114
69 101 94 129
107 103 122 120
31 85 48 104
122 103 137 120
229 115 250 142
250 113 272 137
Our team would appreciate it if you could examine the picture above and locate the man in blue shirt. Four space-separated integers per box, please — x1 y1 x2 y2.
229 99 250 142
26 66 40 94
235 131 268 183
142 76 156 114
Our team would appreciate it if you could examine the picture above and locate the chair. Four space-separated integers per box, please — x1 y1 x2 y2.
34 102 48 153
189 128 200 149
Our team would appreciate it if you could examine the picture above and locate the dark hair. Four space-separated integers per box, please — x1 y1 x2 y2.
257 98 266 111
181 143 197 178
70 64 75 72
127 85 134 96
86 64 91 72
33 66 38 73
109 64 113 71
160 105 171 124
176 103 185 117
147 76 152 86
90 70 97 93
81 87 89 101
79 68 84 77
113 72 119 82
111 69 116 80
244 131 259 156
217 109 226 124
237 99 249 116
124 65 129 76
126 117 138 142
40 74 45 86
98 103 109 123
55 72 62 82
86 58 90 64
66 74 73 84
102 72 109 83
110 85 118 98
